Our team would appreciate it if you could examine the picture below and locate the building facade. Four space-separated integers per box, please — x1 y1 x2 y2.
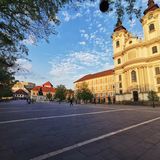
13 89 28 99
74 0 160 103
74 69 115 103
31 81 56 101
12 81 35 98
112 0 160 102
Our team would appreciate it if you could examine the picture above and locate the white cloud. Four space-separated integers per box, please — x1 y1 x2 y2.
129 19 136 29
49 49 113 88
61 10 83 22
16 59 32 71
79 41 86 45
23 35 36 45
62 11 71 22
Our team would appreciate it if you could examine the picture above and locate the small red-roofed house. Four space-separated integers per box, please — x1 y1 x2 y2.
31 81 56 101
13 89 29 99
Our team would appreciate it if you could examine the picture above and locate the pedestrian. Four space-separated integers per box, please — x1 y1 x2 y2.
94 98 96 105
108 96 111 104
70 98 73 106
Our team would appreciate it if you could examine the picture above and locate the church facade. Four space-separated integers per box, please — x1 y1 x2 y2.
74 0 160 103
113 0 160 102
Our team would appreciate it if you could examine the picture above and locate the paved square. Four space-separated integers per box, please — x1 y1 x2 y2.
0 100 160 160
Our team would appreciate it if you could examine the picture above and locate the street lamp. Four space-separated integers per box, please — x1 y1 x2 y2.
99 0 109 12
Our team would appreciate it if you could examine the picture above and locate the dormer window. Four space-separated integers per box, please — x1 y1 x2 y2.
149 23 155 32
117 58 121 64
116 41 120 48
152 46 158 54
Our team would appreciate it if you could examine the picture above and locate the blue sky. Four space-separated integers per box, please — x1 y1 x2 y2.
15 0 159 89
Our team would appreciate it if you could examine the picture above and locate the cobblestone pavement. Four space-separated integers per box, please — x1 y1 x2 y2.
0 100 160 160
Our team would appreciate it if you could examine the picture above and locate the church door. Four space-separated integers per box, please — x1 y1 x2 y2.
133 91 139 102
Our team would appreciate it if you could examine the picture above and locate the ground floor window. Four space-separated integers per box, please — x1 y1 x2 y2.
157 78 160 84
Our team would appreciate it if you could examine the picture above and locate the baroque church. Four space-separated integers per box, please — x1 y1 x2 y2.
74 0 160 103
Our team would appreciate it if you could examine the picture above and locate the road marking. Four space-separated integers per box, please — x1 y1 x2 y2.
30 116 160 160
0 109 131 124
0 109 59 113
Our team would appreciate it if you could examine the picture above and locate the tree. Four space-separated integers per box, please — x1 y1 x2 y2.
0 57 15 99
75 83 93 103
66 89 74 101
46 92 52 101
54 85 67 102
148 90 159 108
99 0 144 20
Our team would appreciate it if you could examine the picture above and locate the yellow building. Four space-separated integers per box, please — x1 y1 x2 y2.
12 81 35 93
74 69 115 103
112 0 160 102
74 0 160 103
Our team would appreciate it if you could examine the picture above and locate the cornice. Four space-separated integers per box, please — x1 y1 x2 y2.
113 37 160 58
114 54 160 71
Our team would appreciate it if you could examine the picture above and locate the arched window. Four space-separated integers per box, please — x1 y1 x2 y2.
117 58 121 64
131 70 137 82
116 41 120 47
149 23 155 32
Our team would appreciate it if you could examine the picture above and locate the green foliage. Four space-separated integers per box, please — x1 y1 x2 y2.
0 86 13 99
148 90 159 102
46 92 52 101
54 84 67 101
99 0 142 20
0 0 64 57
75 82 93 103
0 56 15 99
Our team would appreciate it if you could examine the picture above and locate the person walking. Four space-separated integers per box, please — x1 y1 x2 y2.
70 98 73 106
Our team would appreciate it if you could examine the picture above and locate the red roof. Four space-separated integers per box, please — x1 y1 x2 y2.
14 89 28 95
74 69 114 83
32 86 56 93
42 81 53 87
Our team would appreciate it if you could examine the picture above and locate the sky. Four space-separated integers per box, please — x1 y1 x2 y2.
15 0 159 89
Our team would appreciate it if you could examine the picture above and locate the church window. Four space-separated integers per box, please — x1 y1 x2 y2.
157 78 160 84
119 90 123 94
152 46 158 54
116 41 120 47
131 70 137 82
117 58 121 64
119 83 122 88
149 23 155 32
119 75 122 81
155 67 160 75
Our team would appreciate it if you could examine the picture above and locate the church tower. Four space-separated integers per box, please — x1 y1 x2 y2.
141 0 160 41
112 19 129 100
112 19 129 68
112 19 128 55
